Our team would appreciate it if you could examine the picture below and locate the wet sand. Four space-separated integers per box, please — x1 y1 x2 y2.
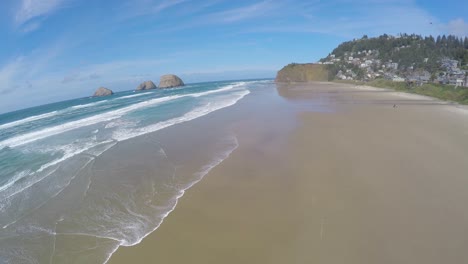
109 82 468 264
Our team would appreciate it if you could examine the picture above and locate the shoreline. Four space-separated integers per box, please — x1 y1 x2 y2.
333 79 468 106
109 82 468 263
0 80 259 264
102 136 240 264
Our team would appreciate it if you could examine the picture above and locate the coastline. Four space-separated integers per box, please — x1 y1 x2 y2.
334 79 468 106
0 80 255 263
109 82 468 263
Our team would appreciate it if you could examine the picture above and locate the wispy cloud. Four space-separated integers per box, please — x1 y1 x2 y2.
132 0 286 35
14 0 68 32
238 0 439 38
119 0 191 19
61 72 101 83
150 0 189 14
0 54 171 113
0 57 37 112
204 0 278 23
445 18 468 37
19 21 41 33
0 39 77 112
60 58 168 84
0 57 26 91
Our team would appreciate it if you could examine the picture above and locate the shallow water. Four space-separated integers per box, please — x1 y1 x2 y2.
0 80 271 263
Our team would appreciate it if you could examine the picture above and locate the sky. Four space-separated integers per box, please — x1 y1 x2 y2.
0 0 467 113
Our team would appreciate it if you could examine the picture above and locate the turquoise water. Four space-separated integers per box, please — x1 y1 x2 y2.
0 80 270 263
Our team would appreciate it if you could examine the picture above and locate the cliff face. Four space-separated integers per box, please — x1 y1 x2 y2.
275 63 329 83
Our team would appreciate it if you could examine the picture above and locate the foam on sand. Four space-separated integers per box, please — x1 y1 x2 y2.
0 80 255 264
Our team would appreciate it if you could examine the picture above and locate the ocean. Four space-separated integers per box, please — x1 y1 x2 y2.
0 80 269 263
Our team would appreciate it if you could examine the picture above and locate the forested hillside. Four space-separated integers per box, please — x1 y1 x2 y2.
324 34 468 72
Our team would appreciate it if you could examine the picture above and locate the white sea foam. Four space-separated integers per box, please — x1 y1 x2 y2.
112 89 250 142
71 100 108 110
0 83 248 197
0 96 180 148
0 140 116 200
0 83 245 148
104 120 136 129
0 111 59 130
104 135 239 262
0 170 31 193
0 83 253 264
0 166 59 202
116 93 151 100
37 140 116 173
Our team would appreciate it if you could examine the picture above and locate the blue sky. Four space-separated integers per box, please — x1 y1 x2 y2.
0 0 467 113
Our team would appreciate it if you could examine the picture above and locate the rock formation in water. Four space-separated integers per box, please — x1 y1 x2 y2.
136 80 157 91
158 74 185 88
93 87 113 97
275 63 330 83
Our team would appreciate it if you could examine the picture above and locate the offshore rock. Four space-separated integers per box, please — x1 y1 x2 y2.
136 80 157 91
158 74 184 88
93 87 113 97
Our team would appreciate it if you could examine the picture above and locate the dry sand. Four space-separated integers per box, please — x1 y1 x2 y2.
109 82 468 264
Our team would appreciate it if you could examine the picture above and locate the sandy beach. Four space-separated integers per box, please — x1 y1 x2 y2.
109 82 468 264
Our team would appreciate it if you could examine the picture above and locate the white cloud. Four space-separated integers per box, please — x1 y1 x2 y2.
0 57 26 91
0 57 37 112
119 0 191 19
238 0 439 38
205 0 278 23
446 18 468 37
59 59 169 85
14 0 68 31
150 0 189 14
20 21 41 33
0 42 71 113
73 59 169 78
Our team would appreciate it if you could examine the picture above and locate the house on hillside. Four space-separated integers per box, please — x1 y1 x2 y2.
393 76 405 82
436 75 449 85
385 62 398 70
407 71 431 86
441 59 459 71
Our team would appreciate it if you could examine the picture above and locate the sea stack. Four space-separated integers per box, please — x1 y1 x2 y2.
158 74 184 88
136 80 157 91
93 87 113 97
